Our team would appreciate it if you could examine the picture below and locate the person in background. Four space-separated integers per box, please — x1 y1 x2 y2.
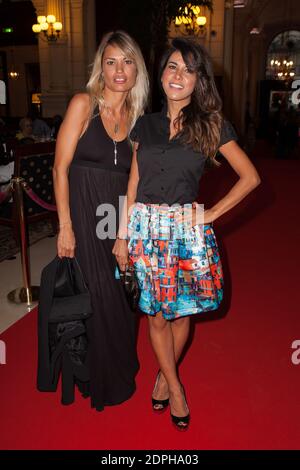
16 117 34 142
29 108 51 140
0 160 14 193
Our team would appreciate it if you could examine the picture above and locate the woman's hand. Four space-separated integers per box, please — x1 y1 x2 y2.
202 208 216 225
112 239 128 271
57 225 76 258
174 202 216 227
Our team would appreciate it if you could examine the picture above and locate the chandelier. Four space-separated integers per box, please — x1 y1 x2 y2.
174 3 210 37
266 30 299 83
269 58 295 80
32 15 62 42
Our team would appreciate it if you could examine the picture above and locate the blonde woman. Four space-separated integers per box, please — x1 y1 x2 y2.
53 31 149 411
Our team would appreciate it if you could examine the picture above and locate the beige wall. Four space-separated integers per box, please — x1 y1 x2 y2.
0 45 39 117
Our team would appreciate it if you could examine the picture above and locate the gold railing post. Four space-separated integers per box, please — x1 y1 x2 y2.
7 177 39 307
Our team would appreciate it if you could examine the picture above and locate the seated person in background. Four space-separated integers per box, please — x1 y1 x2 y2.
16 117 35 144
0 160 14 193
29 108 51 140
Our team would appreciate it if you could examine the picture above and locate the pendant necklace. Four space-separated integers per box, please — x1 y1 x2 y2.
108 108 122 165
113 139 118 165
103 103 125 166
113 121 119 165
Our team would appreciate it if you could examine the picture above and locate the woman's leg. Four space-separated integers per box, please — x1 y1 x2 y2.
148 312 189 418
152 316 190 401
171 316 190 363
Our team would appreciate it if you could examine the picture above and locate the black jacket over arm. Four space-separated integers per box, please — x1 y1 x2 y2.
37 256 92 405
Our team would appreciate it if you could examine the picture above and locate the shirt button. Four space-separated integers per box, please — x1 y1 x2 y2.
161 168 164 172
161 187 164 190
161 149 166 154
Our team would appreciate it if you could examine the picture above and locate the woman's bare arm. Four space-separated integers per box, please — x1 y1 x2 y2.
53 93 90 257
204 141 261 223
113 143 139 269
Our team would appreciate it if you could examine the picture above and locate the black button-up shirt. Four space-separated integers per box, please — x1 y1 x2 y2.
130 108 237 206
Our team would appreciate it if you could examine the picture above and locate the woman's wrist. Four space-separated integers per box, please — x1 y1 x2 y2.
205 208 218 224
59 220 72 229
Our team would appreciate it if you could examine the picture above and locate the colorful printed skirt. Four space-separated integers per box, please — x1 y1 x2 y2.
128 202 224 320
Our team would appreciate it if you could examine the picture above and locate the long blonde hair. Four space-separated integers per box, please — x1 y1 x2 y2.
86 30 149 133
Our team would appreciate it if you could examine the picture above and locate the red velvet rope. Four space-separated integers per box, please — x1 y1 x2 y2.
21 182 57 212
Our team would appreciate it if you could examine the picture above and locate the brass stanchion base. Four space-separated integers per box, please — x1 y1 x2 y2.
7 286 39 305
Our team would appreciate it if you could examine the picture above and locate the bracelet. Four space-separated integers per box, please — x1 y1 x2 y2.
59 221 72 228
116 235 127 240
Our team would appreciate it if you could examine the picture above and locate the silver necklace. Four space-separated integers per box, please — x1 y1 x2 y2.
112 121 120 165
106 110 121 166
113 139 118 165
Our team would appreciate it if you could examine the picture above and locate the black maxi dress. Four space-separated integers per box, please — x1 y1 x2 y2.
68 112 139 411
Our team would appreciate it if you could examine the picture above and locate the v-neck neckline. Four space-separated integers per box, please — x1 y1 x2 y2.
98 107 128 143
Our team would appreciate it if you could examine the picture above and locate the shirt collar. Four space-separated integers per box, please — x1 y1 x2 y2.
158 101 190 137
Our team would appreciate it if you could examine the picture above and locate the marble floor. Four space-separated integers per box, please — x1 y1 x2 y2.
0 235 57 334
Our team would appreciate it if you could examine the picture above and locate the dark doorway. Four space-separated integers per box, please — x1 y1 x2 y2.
25 62 41 115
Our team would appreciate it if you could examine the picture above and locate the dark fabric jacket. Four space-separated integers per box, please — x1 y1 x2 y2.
37 256 92 405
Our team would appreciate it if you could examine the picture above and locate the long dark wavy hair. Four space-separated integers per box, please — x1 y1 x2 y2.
159 37 223 164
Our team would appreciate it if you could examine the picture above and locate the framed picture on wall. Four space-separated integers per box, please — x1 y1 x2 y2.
269 90 298 112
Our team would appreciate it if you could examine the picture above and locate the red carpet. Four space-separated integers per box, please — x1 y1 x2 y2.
1 154 300 450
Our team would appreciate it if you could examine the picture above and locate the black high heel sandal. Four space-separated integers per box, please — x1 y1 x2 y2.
171 413 190 431
170 386 190 431
152 371 169 412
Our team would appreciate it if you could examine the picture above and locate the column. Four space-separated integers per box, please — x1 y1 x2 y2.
32 0 90 117
66 0 86 93
222 0 234 117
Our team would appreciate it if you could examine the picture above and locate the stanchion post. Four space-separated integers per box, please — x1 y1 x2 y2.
7 177 39 306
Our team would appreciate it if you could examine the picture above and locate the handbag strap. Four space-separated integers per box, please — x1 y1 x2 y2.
73 256 89 290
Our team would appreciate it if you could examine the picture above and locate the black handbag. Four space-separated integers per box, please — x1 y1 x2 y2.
49 257 92 323
117 262 140 311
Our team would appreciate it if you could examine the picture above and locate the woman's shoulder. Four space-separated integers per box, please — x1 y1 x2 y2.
130 112 164 142
219 118 238 147
129 112 154 139
65 93 91 122
136 112 162 127
69 93 90 109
